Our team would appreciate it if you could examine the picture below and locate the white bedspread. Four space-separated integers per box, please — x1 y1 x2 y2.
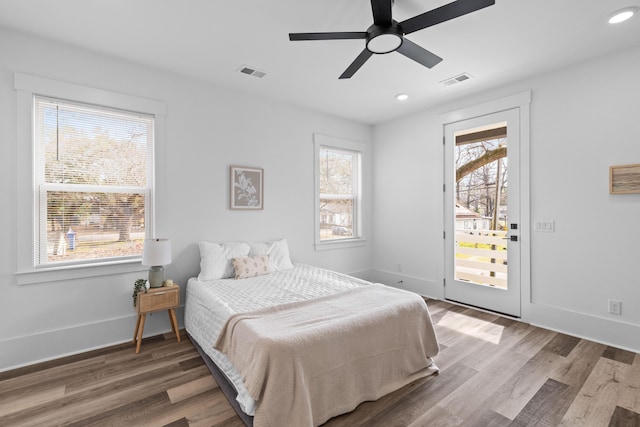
184 264 372 414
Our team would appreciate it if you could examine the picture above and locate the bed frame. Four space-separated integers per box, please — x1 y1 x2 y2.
188 333 253 427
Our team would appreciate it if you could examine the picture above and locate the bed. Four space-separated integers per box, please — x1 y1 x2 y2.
184 239 439 427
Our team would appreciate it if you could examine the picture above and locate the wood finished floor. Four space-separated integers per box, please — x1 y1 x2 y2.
1 300 639 427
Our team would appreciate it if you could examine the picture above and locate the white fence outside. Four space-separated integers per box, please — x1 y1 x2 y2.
455 229 508 289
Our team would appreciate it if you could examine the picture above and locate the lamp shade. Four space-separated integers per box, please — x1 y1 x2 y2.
142 238 172 266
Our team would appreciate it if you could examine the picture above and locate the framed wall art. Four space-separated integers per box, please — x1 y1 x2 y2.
230 166 264 209
610 164 640 194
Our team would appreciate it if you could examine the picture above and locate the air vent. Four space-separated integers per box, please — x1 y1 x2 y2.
440 72 472 87
238 65 266 78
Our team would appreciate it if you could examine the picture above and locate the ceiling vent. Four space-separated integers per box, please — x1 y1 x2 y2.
440 72 472 87
238 65 266 78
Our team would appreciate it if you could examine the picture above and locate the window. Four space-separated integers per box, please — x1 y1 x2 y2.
319 146 358 239
15 73 166 283
314 134 365 250
34 97 153 267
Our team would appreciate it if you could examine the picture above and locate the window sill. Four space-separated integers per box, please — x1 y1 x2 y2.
15 259 147 285
314 237 367 251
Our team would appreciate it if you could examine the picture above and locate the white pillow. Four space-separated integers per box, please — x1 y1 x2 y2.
198 241 250 280
248 238 294 272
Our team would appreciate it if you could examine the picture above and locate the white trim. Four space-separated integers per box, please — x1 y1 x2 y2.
14 73 166 116
372 269 441 299
16 88 35 274
0 306 184 372
15 259 147 285
519 101 531 322
313 133 365 153
529 302 640 353
314 238 367 251
440 91 531 125
14 73 166 284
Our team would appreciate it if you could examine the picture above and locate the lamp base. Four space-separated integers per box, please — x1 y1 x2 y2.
148 266 165 288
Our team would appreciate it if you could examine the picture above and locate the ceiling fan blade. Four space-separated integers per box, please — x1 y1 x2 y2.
339 49 374 79
400 0 495 35
289 32 367 41
371 0 393 26
396 38 443 69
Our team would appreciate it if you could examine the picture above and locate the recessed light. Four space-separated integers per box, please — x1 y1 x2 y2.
396 93 409 101
608 6 638 24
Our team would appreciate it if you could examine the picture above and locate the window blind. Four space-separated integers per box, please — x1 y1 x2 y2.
33 96 154 266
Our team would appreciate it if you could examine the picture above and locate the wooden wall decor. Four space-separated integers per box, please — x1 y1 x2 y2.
610 164 640 194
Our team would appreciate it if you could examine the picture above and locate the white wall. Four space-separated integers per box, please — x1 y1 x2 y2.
0 27 372 371
372 45 640 352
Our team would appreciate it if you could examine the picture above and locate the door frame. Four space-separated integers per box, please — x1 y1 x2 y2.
439 91 531 321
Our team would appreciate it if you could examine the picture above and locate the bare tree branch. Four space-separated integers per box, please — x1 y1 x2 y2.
456 146 506 183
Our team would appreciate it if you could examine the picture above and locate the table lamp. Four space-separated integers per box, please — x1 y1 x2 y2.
142 238 172 288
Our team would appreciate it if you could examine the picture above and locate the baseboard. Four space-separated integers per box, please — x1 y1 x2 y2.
347 269 375 282
528 302 640 354
372 269 640 353
0 306 184 372
370 269 442 299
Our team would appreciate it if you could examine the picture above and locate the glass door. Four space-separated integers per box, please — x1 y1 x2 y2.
444 108 521 317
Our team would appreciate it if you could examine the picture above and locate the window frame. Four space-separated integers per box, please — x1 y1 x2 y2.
14 73 166 284
313 133 366 251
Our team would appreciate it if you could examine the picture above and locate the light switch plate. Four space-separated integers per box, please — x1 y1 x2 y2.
534 220 555 232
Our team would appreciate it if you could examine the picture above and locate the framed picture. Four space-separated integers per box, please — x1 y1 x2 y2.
230 166 264 209
610 164 640 194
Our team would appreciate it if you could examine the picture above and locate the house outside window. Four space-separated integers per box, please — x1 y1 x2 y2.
314 134 366 250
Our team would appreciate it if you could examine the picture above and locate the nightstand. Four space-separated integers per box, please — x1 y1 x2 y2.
134 285 180 353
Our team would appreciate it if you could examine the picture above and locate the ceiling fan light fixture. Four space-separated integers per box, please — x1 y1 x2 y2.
366 23 404 54
608 6 638 24
367 33 403 54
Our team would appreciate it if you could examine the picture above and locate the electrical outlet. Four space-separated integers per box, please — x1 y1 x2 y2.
608 299 622 315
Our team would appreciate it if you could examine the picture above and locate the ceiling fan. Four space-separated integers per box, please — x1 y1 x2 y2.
289 0 495 79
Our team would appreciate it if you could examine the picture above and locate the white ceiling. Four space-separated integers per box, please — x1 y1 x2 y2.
1 0 639 125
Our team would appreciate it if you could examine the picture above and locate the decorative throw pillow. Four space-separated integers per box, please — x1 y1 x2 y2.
232 255 270 279
198 241 250 280
247 238 294 271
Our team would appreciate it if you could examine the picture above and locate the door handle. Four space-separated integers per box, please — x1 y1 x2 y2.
502 235 518 241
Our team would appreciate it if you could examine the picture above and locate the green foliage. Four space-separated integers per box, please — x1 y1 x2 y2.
132 278 147 307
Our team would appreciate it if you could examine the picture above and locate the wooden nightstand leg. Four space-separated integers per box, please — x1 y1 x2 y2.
133 314 142 344
168 308 181 342
135 314 146 354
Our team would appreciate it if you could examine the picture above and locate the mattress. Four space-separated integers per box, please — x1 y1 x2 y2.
184 263 372 415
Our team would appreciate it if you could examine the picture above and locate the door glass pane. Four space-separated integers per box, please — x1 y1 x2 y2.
454 123 508 289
